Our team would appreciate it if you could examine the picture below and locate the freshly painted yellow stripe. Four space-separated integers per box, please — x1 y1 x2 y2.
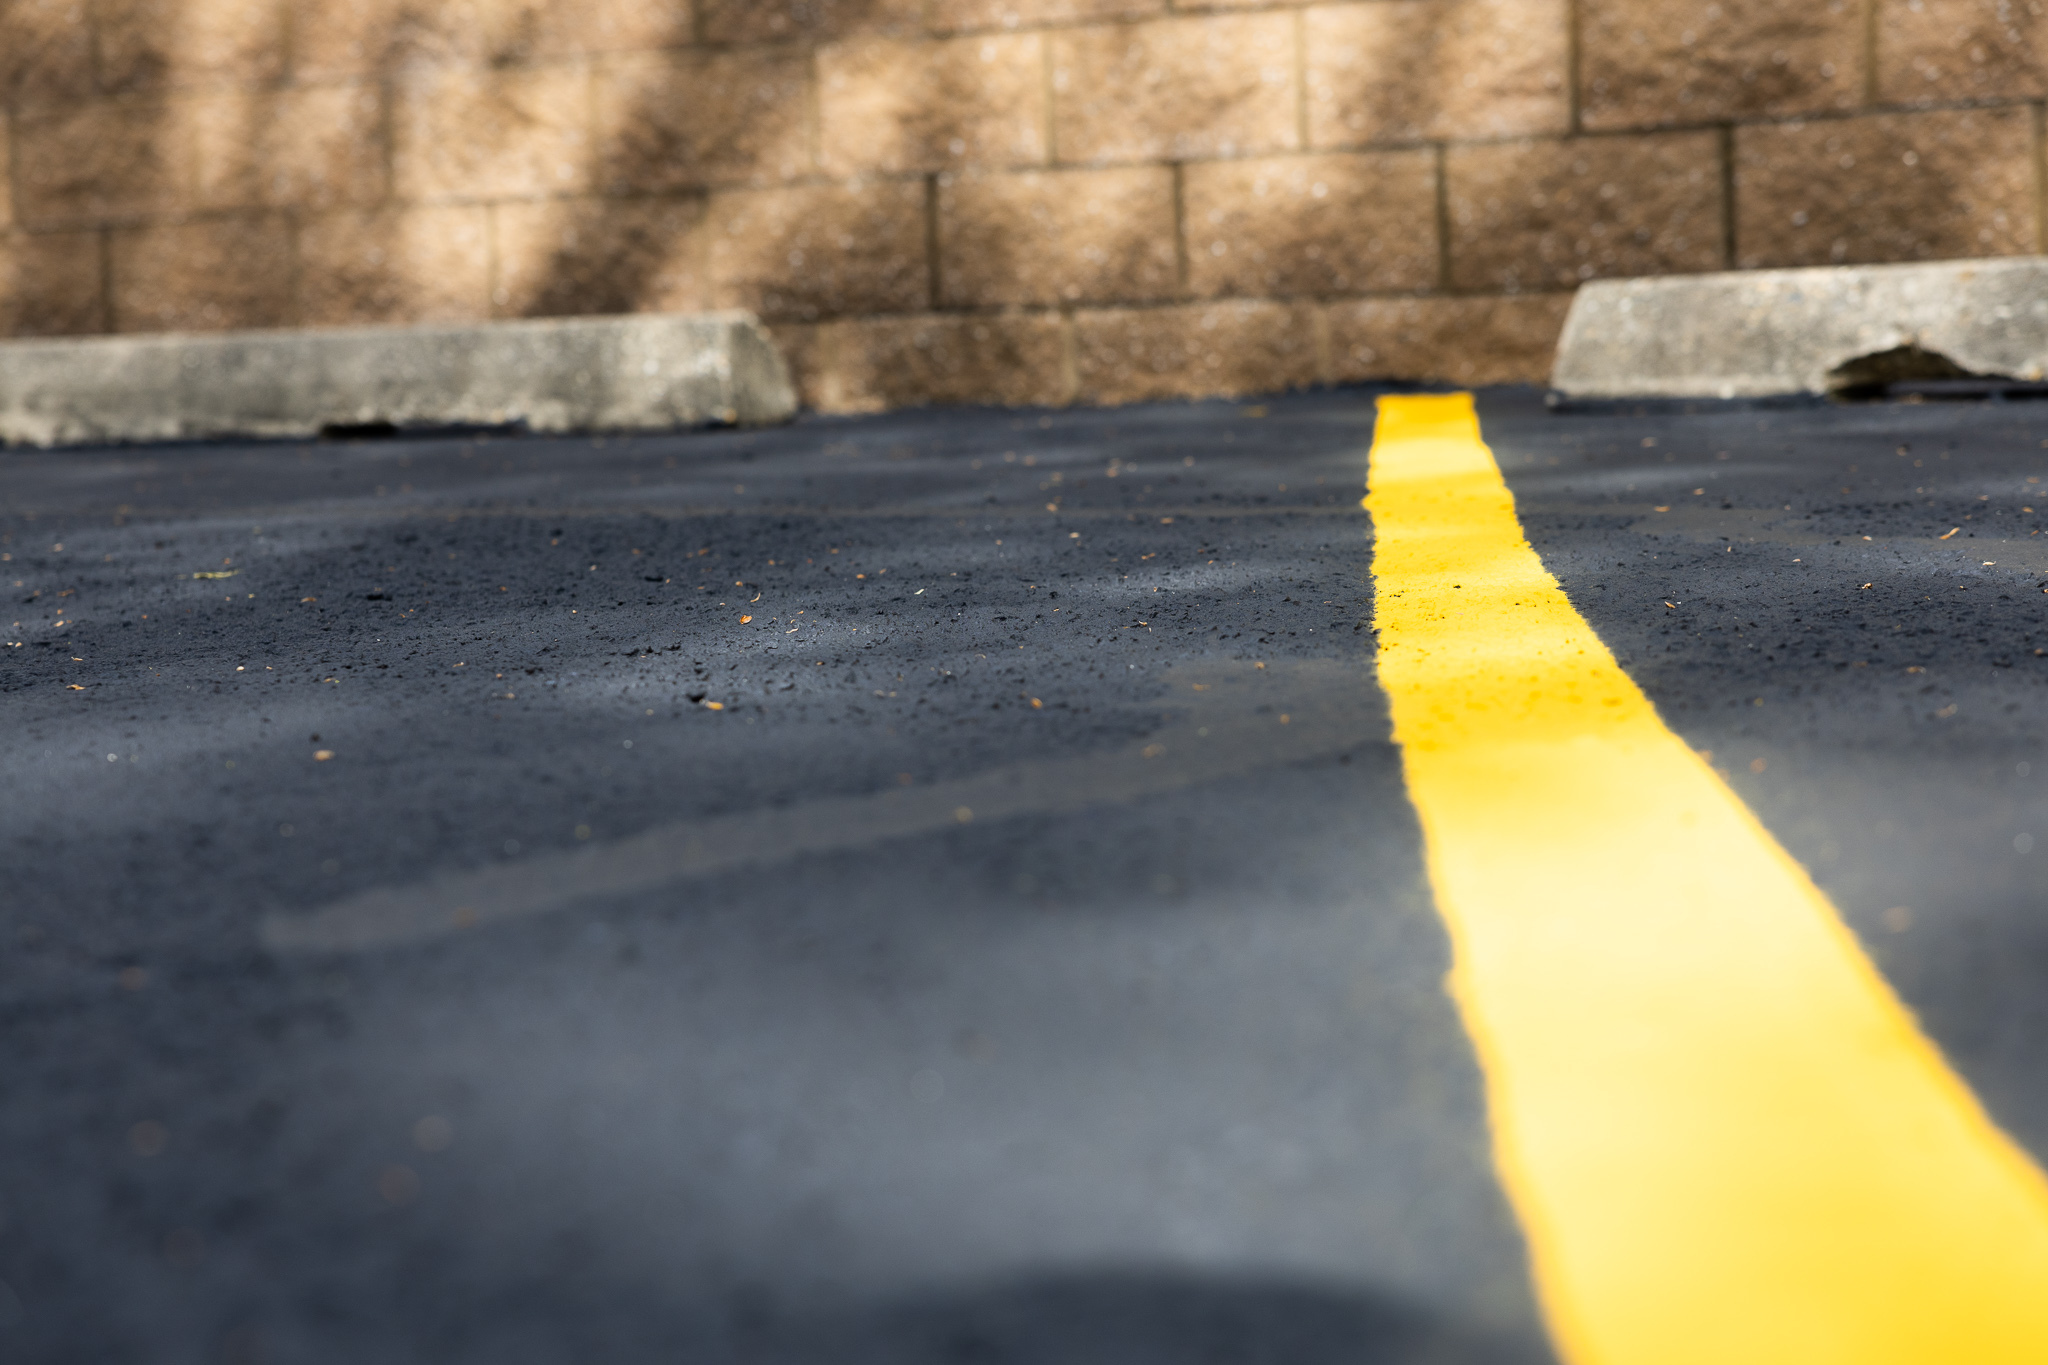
1366 393 2048 1365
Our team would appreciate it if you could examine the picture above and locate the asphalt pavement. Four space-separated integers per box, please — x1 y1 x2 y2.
1 386 2044 1364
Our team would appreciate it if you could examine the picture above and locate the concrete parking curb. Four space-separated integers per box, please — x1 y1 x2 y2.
1551 257 2048 402
0 311 796 448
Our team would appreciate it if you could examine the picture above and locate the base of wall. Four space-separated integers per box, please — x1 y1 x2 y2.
769 295 1570 415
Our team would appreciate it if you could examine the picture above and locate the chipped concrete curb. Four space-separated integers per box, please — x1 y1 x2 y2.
1551 257 2048 401
0 311 796 448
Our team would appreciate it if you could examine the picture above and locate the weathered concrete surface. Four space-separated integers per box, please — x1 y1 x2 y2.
0 312 795 447
1551 257 2048 400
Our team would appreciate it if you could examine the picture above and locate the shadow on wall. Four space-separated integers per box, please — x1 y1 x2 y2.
3 0 1515 397
304 0 916 329
506 0 966 413
304 0 715 326
3 1 1998 404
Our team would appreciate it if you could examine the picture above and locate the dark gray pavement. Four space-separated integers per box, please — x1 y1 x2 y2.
1 387 2044 1364
1481 394 2048 1160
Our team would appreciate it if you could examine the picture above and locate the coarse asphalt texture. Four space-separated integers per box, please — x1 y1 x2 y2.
1 386 2044 1364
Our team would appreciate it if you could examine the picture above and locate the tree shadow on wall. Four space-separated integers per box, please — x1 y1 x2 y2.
20 0 1987 391
460 2 1987 341
514 0 906 326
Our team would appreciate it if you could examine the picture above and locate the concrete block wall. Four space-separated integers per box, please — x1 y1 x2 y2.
1 0 2045 410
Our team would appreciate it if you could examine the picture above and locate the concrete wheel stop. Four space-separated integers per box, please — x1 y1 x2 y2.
1550 256 2048 406
0 311 796 448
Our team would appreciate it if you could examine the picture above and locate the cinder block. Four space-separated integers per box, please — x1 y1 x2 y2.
1448 132 1723 292
2 231 107 337
761 320 836 409
1072 300 1320 405
1305 0 1569 146
937 166 1177 306
706 181 929 321
1326 294 1570 387
811 312 1070 410
929 0 1162 33
14 99 191 227
0 313 797 447
819 34 1047 176
1184 151 1438 298
1878 0 2048 102
290 0 402 82
298 206 492 326
0 0 96 114
1734 108 2034 269
470 0 690 61
291 0 455 80
698 0 925 45
291 0 689 82
596 50 813 193
193 85 388 212
1052 14 1296 164
111 216 296 334
394 64 593 202
1580 0 1862 130
492 197 709 317
96 0 288 94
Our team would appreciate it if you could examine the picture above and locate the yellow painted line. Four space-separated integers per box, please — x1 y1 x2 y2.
1366 394 2048 1364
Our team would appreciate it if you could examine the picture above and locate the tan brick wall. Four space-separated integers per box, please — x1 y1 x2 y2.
3 0 2046 406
